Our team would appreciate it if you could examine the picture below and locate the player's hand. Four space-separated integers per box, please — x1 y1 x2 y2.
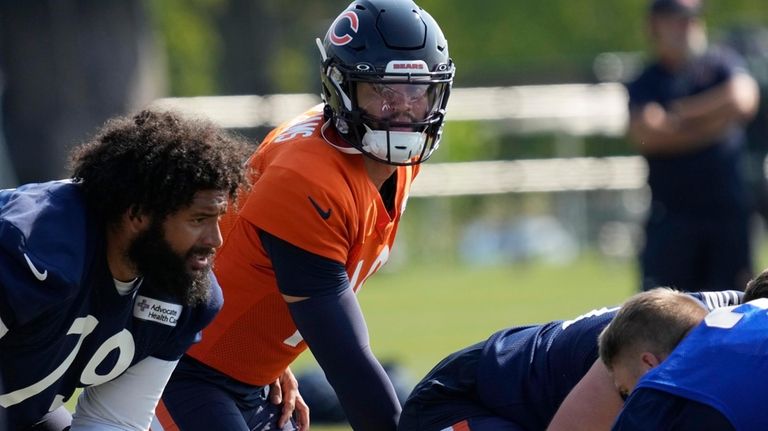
270 367 311 430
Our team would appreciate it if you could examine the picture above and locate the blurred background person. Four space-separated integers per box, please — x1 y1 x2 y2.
626 0 760 293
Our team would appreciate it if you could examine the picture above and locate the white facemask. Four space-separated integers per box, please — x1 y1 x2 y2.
360 124 428 164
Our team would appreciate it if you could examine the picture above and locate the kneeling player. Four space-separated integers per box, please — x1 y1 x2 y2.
397 289 742 431
603 277 768 430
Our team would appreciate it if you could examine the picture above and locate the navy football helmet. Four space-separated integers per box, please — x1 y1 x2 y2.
318 0 455 165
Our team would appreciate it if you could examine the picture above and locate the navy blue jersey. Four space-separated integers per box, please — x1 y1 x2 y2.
632 299 768 431
0 181 223 429
475 306 618 430
400 291 742 431
626 47 750 214
474 291 742 431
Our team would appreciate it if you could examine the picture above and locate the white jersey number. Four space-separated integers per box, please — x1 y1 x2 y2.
704 298 768 329
561 306 619 331
0 315 136 409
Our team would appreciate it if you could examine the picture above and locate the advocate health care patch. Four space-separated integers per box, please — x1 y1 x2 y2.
133 295 183 327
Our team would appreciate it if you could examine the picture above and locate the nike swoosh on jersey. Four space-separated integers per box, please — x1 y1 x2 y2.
0 315 8 340
23 253 48 281
308 195 332 220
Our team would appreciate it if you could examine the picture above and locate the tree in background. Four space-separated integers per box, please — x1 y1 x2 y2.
148 0 768 95
0 0 163 184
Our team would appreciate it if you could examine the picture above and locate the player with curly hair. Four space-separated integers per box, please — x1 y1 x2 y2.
0 109 251 431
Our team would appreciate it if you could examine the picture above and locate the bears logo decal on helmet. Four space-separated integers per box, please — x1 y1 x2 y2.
330 11 359 46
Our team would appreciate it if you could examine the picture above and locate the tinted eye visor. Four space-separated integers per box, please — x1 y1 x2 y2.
356 81 446 123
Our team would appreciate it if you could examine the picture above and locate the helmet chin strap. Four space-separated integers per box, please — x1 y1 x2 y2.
361 124 427 164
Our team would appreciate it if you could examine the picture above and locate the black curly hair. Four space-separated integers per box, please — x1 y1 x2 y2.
71 109 252 224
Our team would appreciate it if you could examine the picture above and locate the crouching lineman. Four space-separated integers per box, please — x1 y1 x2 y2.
0 110 250 430
397 289 743 431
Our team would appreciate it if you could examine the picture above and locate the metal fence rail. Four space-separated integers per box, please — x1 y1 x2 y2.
151 84 638 197
153 83 628 134
412 156 645 197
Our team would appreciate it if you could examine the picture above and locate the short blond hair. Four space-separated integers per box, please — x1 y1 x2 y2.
598 288 707 369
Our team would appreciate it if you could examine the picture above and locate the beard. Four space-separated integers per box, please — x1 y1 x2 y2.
127 219 213 307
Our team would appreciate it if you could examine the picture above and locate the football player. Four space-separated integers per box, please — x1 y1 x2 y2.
605 279 768 430
154 1 454 430
0 110 250 430
397 289 742 431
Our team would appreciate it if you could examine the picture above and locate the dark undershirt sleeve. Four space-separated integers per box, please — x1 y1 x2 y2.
258 229 349 298
259 230 401 430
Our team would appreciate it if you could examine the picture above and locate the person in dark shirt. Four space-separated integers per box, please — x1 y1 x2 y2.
0 109 250 431
397 290 742 431
625 0 760 292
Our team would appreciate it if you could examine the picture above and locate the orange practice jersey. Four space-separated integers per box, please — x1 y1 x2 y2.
186 106 419 386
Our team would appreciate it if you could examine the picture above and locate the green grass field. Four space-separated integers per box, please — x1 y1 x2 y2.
293 254 638 431
295 254 636 376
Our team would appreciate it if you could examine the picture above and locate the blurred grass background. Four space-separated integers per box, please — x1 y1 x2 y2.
294 254 635 377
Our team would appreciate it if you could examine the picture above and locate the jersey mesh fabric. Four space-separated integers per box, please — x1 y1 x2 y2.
186 106 418 385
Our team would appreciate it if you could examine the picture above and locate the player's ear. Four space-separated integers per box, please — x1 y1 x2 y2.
639 351 662 370
125 206 151 233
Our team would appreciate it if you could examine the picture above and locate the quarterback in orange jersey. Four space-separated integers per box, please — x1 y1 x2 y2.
154 1 455 430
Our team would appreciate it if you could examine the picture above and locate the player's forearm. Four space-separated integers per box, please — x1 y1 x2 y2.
327 350 401 431
629 108 730 155
629 121 706 155
288 291 400 430
264 230 401 429
71 357 177 430
672 74 759 123
547 360 623 431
